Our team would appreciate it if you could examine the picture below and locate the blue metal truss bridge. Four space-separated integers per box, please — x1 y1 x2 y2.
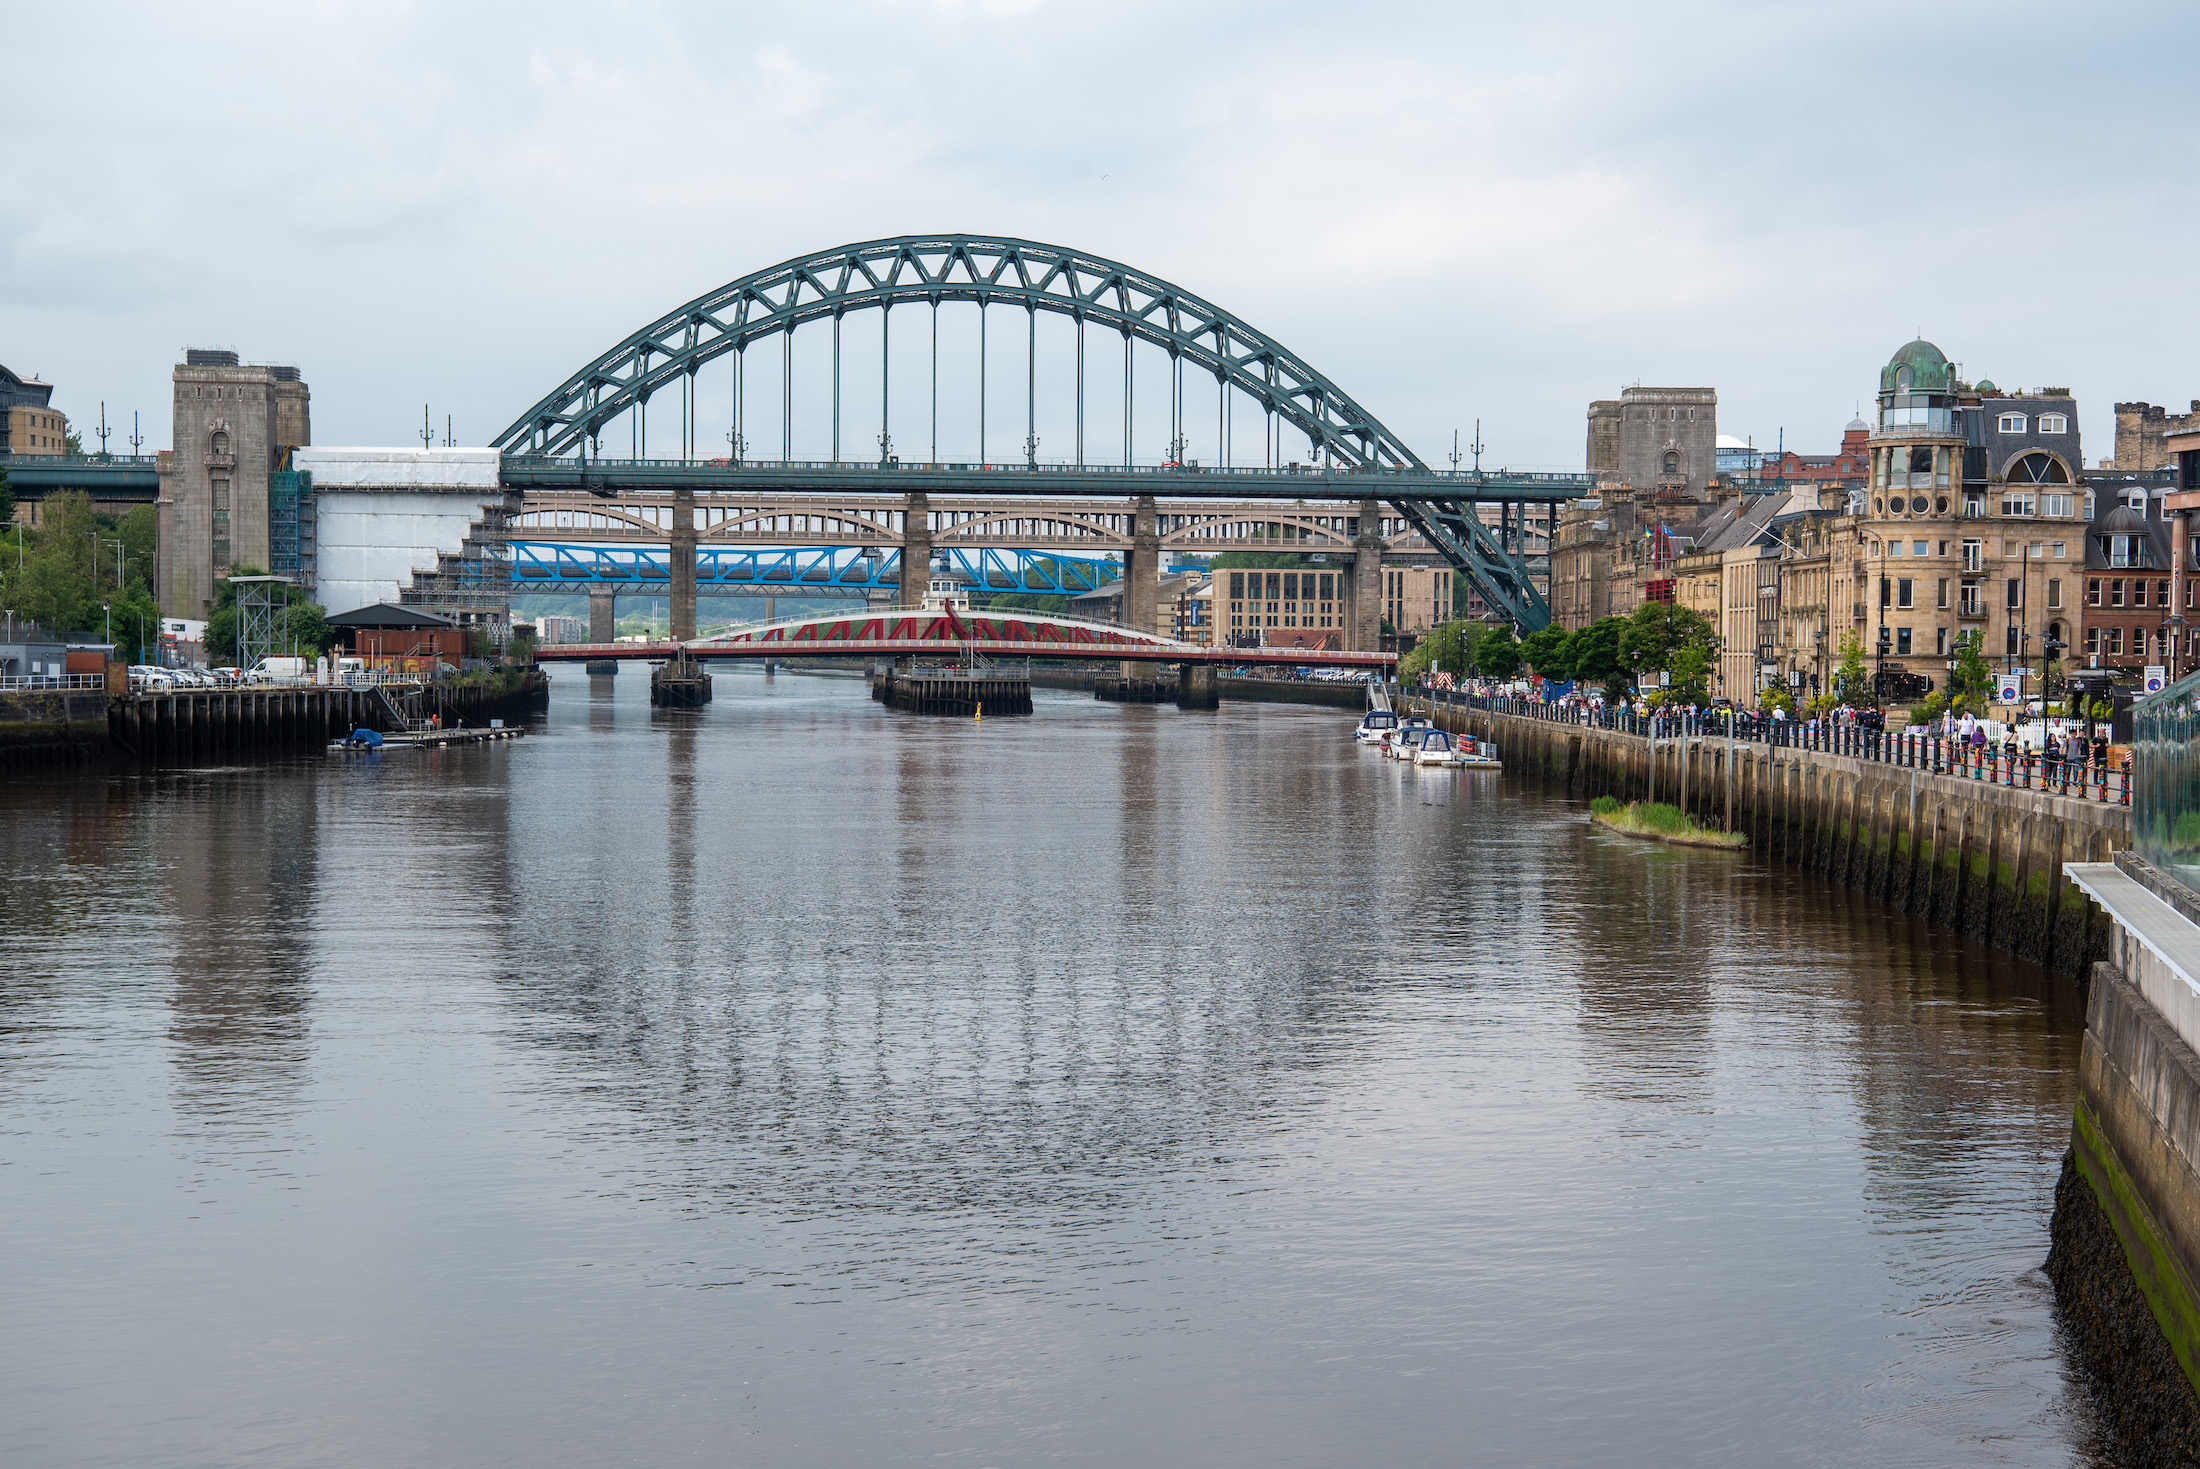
509 543 1129 595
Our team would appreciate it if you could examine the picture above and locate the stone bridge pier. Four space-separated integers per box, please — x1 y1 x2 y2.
1352 497 1384 651
586 588 618 675
902 491 932 609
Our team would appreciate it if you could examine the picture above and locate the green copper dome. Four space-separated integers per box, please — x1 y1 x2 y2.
1879 339 1953 395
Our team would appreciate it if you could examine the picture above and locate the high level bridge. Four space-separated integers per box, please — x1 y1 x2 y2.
492 235 1592 636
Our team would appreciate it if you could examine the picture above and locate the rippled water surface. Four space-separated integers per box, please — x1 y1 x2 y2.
1 668 2101 1465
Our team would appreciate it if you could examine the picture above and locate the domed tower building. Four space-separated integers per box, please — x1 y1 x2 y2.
1862 339 2084 705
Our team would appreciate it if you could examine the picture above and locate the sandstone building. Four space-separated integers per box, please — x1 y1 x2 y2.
2113 400 2200 472
1 363 65 459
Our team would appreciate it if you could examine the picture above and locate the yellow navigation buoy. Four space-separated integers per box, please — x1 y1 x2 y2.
975 701 983 722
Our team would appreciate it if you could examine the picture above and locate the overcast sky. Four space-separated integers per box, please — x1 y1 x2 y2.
3 0 2196 470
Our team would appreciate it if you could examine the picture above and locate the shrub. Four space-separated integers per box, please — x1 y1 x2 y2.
1591 795 1622 816
1634 802 1690 835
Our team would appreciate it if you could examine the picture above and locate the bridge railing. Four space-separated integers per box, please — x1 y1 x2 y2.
501 453 1594 488
1416 689 2134 806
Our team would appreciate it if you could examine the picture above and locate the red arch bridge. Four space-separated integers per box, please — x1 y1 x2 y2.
530 605 1393 670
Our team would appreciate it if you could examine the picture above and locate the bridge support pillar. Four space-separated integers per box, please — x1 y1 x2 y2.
1176 662 1218 710
1123 494 1160 638
901 492 931 610
587 588 618 675
1351 497 1385 652
669 483 698 642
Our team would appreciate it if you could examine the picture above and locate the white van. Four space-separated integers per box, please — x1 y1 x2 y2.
245 656 310 683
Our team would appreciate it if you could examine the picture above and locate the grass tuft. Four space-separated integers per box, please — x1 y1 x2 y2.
1591 799 1748 849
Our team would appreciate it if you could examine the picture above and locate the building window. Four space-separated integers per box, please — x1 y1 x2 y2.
1888 540 1904 556
210 430 229 456
2006 578 2023 609
2001 492 2037 518
2136 580 2151 608
1897 578 1914 609
1998 413 2028 433
2161 579 2173 606
1936 577 1949 609
2042 494 2072 518
211 478 231 569
1935 626 1949 656
2112 578 2126 607
1961 539 1983 572
2007 453 2068 484
2038 414 2068 434
2112 627 2126 656
1662 452 1679 473
2047 578 2062 609
2007 623 2021 656
2111 535 2137 569
1897 627 1913 655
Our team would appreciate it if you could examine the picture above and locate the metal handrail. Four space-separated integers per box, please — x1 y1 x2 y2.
0 673 107 691
1415 688 2133 806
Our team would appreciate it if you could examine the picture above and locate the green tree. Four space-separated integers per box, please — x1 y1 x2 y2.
1518 624 1573 680
1946 629 1995 713
1474 626 1522 679
983 591 1070 614
1208 550 1311 570
1569 617 1630 703
0 464 12 527
1668 641 1715 708
1619 600 1719 676
1832 631 1870 706
1 489 103 633
204 571 334 663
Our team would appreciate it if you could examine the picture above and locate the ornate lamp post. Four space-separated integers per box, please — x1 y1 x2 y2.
1873 625 1892 708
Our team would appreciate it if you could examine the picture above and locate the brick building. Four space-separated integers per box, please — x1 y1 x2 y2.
1751 417 1871 489
156 350 311 618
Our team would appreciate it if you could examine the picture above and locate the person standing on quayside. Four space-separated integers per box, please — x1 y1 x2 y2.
2094 729 2110 774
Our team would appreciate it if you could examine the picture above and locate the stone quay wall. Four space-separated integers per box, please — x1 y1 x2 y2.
0 689 113 770
1409 699 2129 982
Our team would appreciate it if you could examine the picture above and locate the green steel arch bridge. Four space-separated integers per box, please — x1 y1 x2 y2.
491 235 1591 631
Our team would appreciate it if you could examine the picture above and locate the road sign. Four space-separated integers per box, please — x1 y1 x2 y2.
2146 665 2167 694
1997 679 2022 704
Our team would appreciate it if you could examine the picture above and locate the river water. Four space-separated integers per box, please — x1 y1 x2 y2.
1 668 2105 1465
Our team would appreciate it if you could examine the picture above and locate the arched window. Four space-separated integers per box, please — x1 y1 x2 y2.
2006 452 2068 484
1662 452 1679 473
210 430 229 456
1997 413 2027 433
1895 366 1913 391
2038 414 2068 434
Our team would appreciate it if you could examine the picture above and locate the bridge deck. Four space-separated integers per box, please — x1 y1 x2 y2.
535 642 1390 669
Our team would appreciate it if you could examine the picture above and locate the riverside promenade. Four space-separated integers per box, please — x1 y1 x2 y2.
1408 693 2130 981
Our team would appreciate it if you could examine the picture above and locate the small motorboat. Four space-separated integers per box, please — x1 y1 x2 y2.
1387 725 1434 760
1412 728 1464 766
1354 709 1400 746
